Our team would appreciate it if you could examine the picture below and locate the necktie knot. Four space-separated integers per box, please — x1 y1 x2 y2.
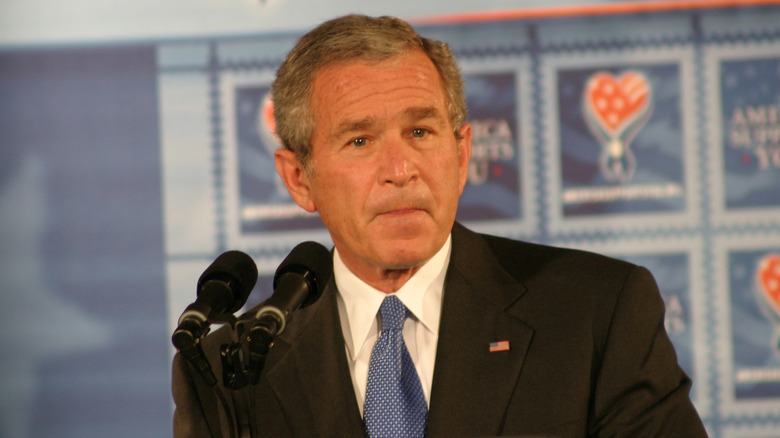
379 295 407 332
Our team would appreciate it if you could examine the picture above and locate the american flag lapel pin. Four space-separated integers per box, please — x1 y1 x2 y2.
489 340 510 353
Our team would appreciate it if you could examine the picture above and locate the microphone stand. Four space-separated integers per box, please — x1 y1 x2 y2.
176 306 287 438
218 316 278 438
220 318 266 389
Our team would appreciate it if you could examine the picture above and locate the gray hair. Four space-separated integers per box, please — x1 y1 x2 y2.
271 14 466 167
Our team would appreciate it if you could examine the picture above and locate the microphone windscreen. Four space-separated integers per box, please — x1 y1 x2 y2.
274 241 332 306
198 250 258 312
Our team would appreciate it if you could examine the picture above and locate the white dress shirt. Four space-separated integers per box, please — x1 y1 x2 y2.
334 235 451 417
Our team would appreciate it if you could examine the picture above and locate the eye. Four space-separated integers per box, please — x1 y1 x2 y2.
411 128 428 138
351 137 368 147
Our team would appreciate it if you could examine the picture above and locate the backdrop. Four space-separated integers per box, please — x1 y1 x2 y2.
1 1 780 437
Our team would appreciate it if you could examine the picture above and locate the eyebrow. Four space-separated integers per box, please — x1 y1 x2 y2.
335 117 375 138
403 106 443 123
333 106 446 139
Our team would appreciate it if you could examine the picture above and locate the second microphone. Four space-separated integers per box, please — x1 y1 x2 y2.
247 241 333 355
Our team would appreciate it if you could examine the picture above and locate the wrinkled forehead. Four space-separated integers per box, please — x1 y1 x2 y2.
308 51 449 130
310 49 446 106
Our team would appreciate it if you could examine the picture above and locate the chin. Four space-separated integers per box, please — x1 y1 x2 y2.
375 240 438 270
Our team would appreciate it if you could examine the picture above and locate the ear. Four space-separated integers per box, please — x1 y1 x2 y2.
274 148 317 213
456 123 472 195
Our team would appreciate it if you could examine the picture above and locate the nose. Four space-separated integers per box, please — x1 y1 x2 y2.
377 135 419 187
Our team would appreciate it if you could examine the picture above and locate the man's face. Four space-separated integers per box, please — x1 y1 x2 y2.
276 49 471 284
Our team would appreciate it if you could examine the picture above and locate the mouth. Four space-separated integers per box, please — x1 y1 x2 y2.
376 205 428 218
371 194 431 221
381 207 423 216
372 207 429 227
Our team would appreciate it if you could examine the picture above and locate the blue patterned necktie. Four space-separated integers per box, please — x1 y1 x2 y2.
363 295 428 437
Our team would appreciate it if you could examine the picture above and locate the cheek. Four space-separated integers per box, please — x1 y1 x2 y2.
436 157 466 192
311 172 359 217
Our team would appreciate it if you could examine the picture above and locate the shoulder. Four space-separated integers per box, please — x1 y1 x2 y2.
449 223 664 341
452 222 639 289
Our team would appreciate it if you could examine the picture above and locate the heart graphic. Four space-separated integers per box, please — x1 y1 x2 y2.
758 253 780 316
584 70 651 137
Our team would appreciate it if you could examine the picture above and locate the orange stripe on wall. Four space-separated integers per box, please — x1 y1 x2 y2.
416 0 780 24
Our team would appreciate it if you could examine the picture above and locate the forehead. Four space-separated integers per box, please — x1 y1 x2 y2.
309 50 449 132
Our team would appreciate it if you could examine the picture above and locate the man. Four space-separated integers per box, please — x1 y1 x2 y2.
173 14 707 437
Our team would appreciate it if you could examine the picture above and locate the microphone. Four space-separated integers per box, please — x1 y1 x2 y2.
172 250 258 385
248 242 332 352
176 250 258 328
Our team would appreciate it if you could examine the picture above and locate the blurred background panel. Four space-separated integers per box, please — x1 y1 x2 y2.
1 1 779 437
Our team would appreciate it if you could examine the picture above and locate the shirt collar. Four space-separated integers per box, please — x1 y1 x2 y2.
334 235 451 361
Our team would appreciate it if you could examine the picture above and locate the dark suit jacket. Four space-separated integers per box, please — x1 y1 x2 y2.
172 223 707 437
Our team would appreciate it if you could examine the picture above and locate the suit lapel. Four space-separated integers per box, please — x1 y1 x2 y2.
427 224 534 437
262 281 366 437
